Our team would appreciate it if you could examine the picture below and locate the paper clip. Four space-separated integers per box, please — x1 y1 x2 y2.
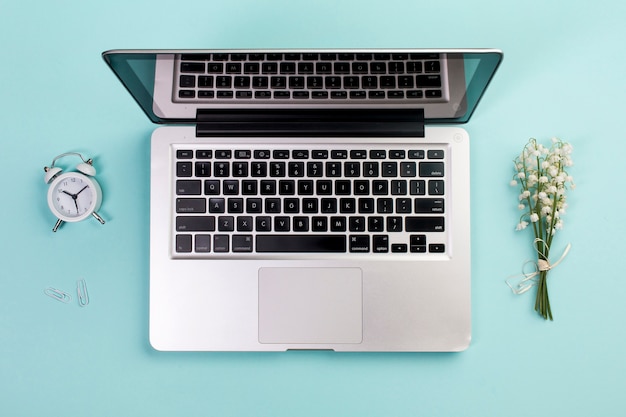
77 279 89 307
44 287 72 304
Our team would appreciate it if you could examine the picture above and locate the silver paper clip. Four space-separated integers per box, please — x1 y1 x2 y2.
77 279 89 307
44 287 72 303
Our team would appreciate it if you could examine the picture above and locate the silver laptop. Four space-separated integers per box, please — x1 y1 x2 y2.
103 49 502 351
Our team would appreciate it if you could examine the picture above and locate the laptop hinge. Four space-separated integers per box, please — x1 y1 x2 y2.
195 109 424 137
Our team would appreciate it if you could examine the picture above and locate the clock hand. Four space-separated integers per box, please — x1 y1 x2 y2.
75 185 89 196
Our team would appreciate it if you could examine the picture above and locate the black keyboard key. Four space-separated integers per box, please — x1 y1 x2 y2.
232 162 248 177
410 180 425 195
232 235 253 252
234 150 251 159
427 149 445 159
205 180 220 195
387 216 402 232
195 162 211 177
392 244 408 253
317 180 332 195
236 216 253 231
176 216 215 232
330 217 347 232
293 217 309 232
407 62 423 73
316 62 332 74
176 198 206 213
256 235 346 253
218 216 234 231
271 76 287 88
400 162 416 177
349 216 366 232
274 217 291 231
244 63 260 73
208 198 225 213
251 162 267 177
256 216 272 231
254 150 271 159
405 217 445 232
228 198 244 213
177 162 192 177
176 235 192 252
253 78 269 89
372 235 389 253
416 75 441 87
279 180 295 195
390 150 405 159
331 150 348 159
368 216 384 232
425 61 441 73
429 243 446 253
180 75 195 88
352 62 369 74
226 63 242 73
289 76 305 89
176 180 201 195
213 235 229 252
195 235 211 253
321 198 337 213
414 198 445 213
419 162 444 177
208 63 224 73
349 235 370 253
334 62 351 74
181 62 205 73
273 150 289 159
198 76 213 88
179 90 195 99
428 180 444 195
176 150 193 159
236 91 253 99
280 62 296 74
391 180 407 195
382 162 397 177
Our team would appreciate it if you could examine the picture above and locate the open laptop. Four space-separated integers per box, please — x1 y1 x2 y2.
103 49 502 351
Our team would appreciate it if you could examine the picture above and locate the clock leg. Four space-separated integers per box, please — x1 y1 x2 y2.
92 212 105 225
52 219 63 232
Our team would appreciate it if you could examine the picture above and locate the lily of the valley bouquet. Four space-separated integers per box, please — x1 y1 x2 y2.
509 138 574 320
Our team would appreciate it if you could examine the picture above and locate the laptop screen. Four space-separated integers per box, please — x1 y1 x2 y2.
102 49 502 125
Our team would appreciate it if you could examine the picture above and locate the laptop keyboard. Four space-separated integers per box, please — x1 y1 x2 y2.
173 144 447 257
174 51 447 103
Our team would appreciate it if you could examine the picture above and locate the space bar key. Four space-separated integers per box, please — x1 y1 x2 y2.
256 235 347 253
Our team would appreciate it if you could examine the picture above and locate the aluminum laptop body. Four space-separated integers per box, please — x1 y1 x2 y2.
103 49 502 351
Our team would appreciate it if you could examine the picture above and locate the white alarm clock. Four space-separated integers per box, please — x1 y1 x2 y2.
44 152 105 232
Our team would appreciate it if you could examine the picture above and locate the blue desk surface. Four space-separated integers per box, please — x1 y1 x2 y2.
1 1 625 416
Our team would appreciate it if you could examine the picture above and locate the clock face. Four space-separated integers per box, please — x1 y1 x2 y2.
47 172 101 222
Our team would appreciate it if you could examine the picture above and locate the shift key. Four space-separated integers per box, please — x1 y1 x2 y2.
405 217 445 232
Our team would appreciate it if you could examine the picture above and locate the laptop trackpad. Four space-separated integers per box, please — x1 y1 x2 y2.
258 267 363 345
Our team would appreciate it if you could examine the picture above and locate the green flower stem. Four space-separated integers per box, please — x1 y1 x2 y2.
535 269 553 321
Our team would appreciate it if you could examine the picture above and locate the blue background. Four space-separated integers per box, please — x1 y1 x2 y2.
1 0 625 416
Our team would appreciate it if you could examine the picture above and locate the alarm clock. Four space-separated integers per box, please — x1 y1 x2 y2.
44 152 105 232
